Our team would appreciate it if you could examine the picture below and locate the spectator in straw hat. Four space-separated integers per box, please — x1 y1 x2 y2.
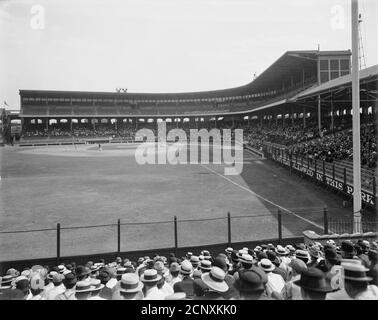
43 271 57 294
213 256 239 300
295 250 309 264
29 273 46 300
281 258 307 300
193 260 212 297
116 273 144 300
154 261 173 298
267 251 287 281
87 278 106 300
165 263 181 288
258 259 285 298
173 260 194 298
141 269 165 300
294 267 334 300
234 266 271 300
55 273 77 300
228 250 240 276
276 245 291 267
74 279 93 300
0 275 14 293
190 256 200 269
194 267 228 300
45 273 65 300
327 262 378 300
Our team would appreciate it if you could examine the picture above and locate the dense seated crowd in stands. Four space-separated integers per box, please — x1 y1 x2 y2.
19 113 377 168
289 122 377 168
1 239 377 300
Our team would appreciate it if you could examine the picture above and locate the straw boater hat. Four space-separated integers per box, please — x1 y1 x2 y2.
295 250 309 260
140 269 162 283
285 245 296 254
75 279 94 293
239 254 254 265
190 256 200 267
236 249 248 259
180 260 193 275
89 278 105 292
47 271 59 281
198 260 212 271
201 267 229 293
342 263 373 282
115 268 127 279
0 275 14 289
258 259 275 272
57 265 66 274
119 273 143 293
276 245 289 256
225 247 233 255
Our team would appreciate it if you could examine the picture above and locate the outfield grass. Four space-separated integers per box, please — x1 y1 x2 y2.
0 143 351 261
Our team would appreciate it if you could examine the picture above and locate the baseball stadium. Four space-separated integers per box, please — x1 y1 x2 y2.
0 0 377 302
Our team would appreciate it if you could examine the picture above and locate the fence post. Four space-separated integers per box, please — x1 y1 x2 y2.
174 216 178 257
117 219 121 254
323 207 329 234
322 160 326 183
56 223 60 266
277 210 282 244
314 159 317 182
289 151 292 174
227 212 231 247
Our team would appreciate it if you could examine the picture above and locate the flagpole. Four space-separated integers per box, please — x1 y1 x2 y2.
351 0 362 233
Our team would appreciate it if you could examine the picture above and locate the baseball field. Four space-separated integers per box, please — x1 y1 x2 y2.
0 143 352 261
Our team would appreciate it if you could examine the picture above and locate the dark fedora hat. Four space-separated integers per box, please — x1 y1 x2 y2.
75 265 91 277
235 266 268 293
294 268 333 293
341 241 356 255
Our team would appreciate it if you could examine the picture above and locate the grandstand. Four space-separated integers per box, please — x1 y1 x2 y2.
1 8 377 301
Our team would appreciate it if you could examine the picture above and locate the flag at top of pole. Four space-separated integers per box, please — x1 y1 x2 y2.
351 0 362 233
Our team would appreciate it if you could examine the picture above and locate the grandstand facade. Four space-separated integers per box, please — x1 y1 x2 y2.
16 50 362 139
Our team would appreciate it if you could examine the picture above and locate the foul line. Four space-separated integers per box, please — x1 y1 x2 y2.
199 163 324 231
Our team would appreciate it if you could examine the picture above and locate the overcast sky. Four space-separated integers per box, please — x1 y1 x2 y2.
0 0 377 109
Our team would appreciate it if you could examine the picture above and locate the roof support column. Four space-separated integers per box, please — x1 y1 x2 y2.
351 0 362 233
303 106 306 129
317 95 322 137
331 100 334 133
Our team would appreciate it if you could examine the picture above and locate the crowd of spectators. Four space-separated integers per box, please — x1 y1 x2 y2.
19 116 377 169
1 239 377 300
289 122 377 168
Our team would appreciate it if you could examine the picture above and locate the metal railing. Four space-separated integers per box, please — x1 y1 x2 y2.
328 219 378 234
0 210 330 265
